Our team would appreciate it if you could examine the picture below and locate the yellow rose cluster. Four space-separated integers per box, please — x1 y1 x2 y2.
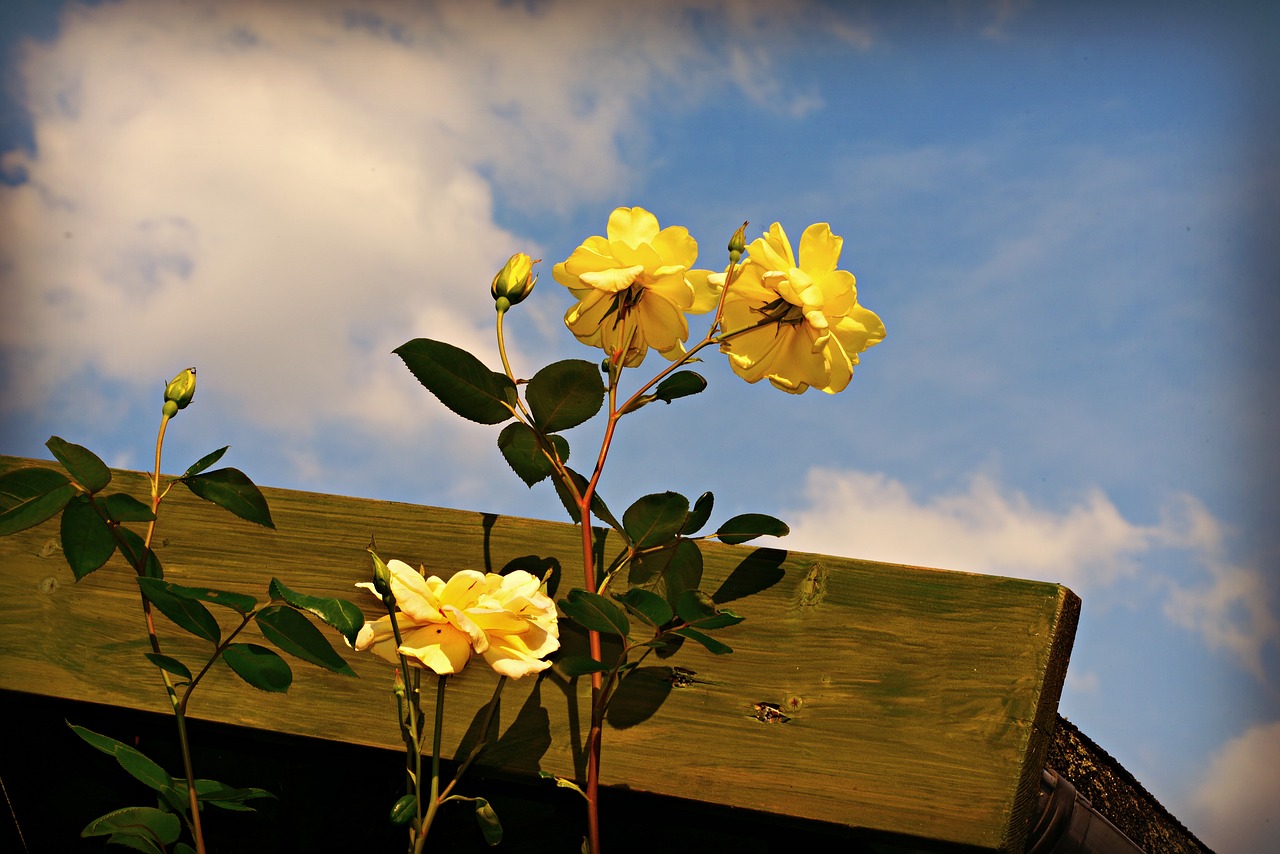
551 206 885 394
355 560 559 679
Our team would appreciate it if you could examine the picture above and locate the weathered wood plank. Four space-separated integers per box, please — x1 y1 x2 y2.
0 455 1078 852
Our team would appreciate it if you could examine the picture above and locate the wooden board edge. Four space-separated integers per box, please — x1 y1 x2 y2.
1001 584 1081 853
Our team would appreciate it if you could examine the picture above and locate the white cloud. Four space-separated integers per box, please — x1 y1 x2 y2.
0 0 824 446
784 468 1279 682
1187 721 1280 854
784 468 1152 587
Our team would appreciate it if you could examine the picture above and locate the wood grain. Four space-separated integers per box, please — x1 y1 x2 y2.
0 455 1079 852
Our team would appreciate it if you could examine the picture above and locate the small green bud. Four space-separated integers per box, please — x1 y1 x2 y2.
369 548 396 605
728 221 748 264
491 252 539 310
162 367 196 415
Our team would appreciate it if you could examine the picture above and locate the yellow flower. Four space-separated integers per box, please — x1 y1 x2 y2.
355 561 559 679
719 222 885 394
553 206 722 367
491 252 539 310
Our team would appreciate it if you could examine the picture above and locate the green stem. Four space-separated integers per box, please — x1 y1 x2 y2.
143 411 205 854
413 675 448 854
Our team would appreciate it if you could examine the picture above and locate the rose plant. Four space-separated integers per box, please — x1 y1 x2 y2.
394 206 884 852
0 369 363 854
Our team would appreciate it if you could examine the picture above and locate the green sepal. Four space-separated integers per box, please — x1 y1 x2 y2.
526 359 605 432
395 337 517 425
623 492 690 550
100 493 156 522
182 468 275 529
714 513 789 545
654 371 707 403
60 494 117 579
143 653 192 682
0 467 76 535
183 446 229 477
47 435 112 493
268 578 364 647
80 807 181 847
222 643 293 692
137 577 222 643
255 604 356 676
498 422 569 487
558 588 629 637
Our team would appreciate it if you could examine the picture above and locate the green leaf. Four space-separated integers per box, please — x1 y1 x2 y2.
0 467 76 535
100 493 156 523
630 538 703 603
389 794 417 826
558 589 629 637
268 578 363 647
60 494 116 579
183 446 228 477
474 797 503 845
654 371 708 404
623 492 690 550
498 422 569 487
675 590 745 630
551 466 622 532
715 513 790 545
395 337 517 425
70 724 175 794
80 807 181 845
554 654 610 677
192 779 275 811
116 526 162 578
138 577 222 643
143 653 192 681
104 832 166 854
526 359 605 432
222 643 293 692
183 468 274 528
255 605 356 676
615 588 673 627
671 626 734 655
538 772 589 801
47 435 112 493
682 491 714 535
142 577 258 615
661 539 704 607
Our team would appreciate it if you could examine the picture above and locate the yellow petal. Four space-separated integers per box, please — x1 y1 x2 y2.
579 265 644 292
399 622 474 675
798 222 842 277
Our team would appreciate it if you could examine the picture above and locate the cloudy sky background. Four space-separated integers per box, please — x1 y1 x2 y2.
1 1 1277 850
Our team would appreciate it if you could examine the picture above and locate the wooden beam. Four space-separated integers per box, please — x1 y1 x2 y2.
0 455 1078 852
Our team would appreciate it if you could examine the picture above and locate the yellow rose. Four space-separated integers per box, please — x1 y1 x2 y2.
719 222 885 394
355 560 559 679
553 206 722 367
491 251 539 310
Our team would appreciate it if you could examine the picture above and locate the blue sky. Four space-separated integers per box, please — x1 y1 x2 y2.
1 1 1276 850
